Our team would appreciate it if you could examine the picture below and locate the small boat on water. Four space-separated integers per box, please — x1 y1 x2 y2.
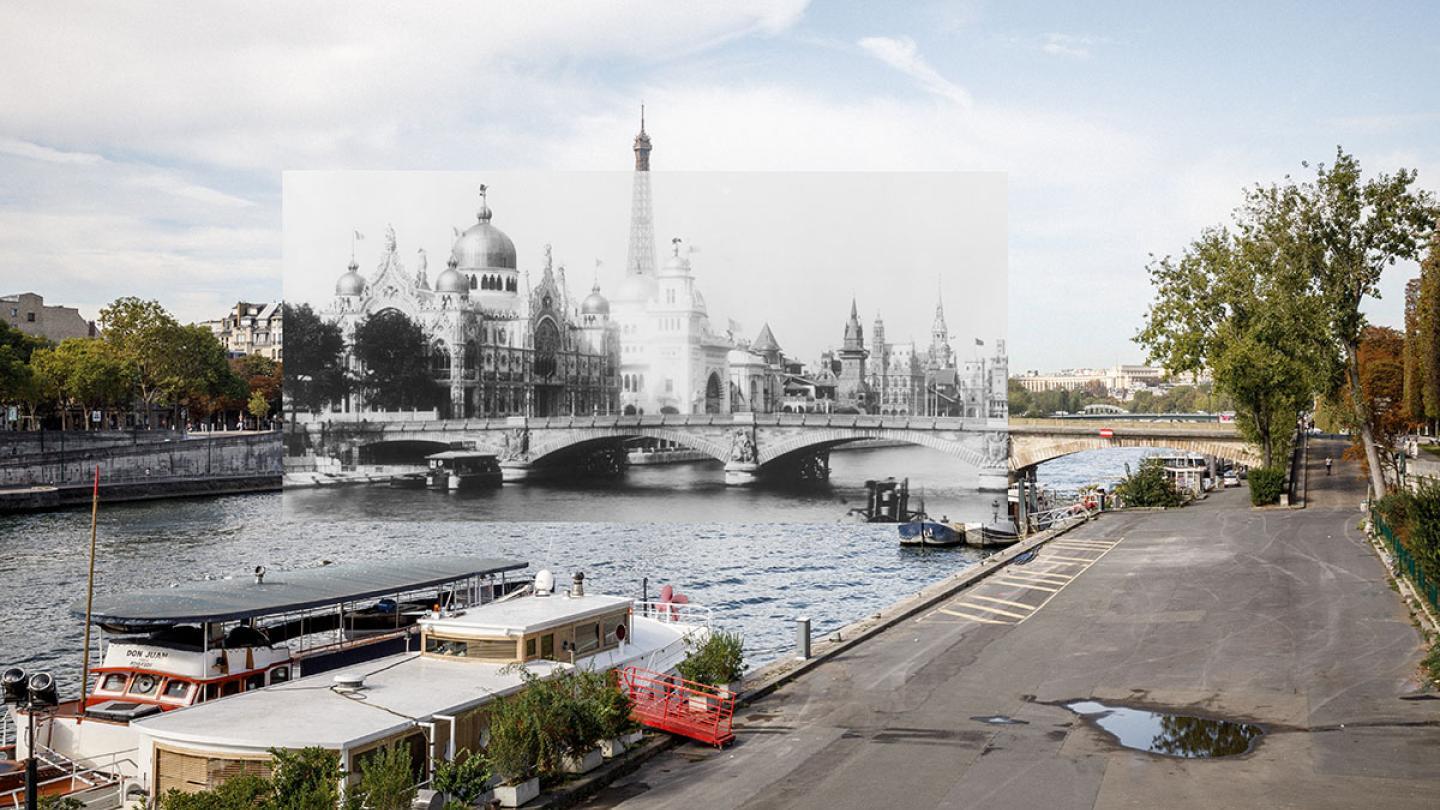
897 518 968 548
425 450 503 490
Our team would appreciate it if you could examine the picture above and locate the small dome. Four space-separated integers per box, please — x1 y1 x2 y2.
581 283 609 315
435 258 468 294
451 189 516 271
336 261 365 296
660 248 688 278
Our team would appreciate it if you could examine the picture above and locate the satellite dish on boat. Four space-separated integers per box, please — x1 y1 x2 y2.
332 673 366 693
534 569 555 596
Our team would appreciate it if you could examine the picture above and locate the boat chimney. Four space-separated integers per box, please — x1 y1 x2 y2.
571 571 585 598
253 565 266 585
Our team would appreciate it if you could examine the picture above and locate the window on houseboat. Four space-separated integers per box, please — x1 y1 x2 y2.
540 634 554 660
99 673 127 693
129 673 159 696
245 674 266 691
221 680 241 697
525 638 536 658
270 667 290 684
604 614 629 646
162 680 190 700
575 622 601 654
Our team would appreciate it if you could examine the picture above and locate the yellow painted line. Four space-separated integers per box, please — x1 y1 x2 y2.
967 594 1039 611
1051 539 1116 549
1016 538 1125 624
937 607 1013 624
951 601 1029 619
993 579 1061 593
1001 570 1072 584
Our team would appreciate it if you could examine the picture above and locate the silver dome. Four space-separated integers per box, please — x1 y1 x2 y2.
435 259 468 294
581 284 610 315
451 200 516 271
336 261 365 296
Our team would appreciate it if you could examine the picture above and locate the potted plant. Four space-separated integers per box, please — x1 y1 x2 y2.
485 694 542 807
432 749 492 808
677 630 746 697
588 670 641 758
540 671 605 775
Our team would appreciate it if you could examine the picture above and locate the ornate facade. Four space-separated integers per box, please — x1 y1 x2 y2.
326 190 620 419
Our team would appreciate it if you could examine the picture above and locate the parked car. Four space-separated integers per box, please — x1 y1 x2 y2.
1222 471 1240 488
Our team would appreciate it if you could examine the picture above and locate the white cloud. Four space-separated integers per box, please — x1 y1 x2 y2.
1041 33 1098 59
857 36 974 109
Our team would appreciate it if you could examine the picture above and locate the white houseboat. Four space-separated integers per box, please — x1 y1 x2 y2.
3 556 528 802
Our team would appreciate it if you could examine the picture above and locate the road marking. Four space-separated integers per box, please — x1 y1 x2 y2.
1051 539 1117 549
950 602 1029 619
1001 570 1072 584
1046 554 1101 563
967 594 1038 611
993 578 1062 593
936 607 1011 624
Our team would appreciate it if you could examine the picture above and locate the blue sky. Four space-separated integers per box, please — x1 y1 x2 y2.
1 1 1436 371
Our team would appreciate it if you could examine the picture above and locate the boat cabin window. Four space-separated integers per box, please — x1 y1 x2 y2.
129 673 160 697
269 666 290 685
575 622 601 654
245 674 266 691
424 634 517 662
221 680 241 697
162 680 191 701
540 633 555 660
98 673 128 693
525 638 537 657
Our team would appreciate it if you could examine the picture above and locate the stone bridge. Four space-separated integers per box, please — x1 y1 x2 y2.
287 412 1013 489
1008 418 1260 471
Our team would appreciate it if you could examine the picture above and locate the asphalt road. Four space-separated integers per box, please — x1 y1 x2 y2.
585 441 1440 809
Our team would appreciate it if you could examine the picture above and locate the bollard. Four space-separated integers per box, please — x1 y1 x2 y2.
796 616 811 660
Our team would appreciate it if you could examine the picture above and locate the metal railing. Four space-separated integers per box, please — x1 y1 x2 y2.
1371 507 1440 614
632 601 713 627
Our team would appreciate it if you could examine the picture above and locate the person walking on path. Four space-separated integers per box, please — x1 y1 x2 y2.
1326 457 1333 476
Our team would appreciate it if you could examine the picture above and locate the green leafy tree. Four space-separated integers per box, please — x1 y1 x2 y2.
345 744 416 810
432 749 492 806
99 297 178 414
1113 458 1184 508
1418 233 1440 431
282 303 348 415
158 773 272 810
29 339 134 429
676 630 746 687
352 309 442 412
1138 224 1330 467
1275 150 1438 494
269 745 343 810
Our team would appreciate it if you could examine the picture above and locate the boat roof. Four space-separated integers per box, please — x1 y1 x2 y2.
426 450 498 460
72 556 528 626
423 593 632 638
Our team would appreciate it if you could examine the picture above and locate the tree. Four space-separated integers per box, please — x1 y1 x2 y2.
1007 378 1032 418
157 323 246 423
248 389 271 423
282 303 348 414
1114 458 1183 507
346 744 417 810
1418 233 1440 432
1138 224 1331 467
99 297 179 415
1332 327 1414 483
352 309 442 412
1277 150 1438 495
29 339 133 429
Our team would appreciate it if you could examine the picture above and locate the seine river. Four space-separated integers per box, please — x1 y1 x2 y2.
0 445 1156 694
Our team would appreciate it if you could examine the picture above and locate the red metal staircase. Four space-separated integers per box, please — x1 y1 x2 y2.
619 666 735 747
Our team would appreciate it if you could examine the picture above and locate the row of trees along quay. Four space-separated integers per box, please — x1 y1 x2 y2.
283 302 444 415
1137 147 1439 498
0 297 281 432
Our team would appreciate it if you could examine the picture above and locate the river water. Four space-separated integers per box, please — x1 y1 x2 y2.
0 445 1164 694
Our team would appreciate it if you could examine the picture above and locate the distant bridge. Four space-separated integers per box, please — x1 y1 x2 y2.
288 412 1012 489
1008 418 1258 470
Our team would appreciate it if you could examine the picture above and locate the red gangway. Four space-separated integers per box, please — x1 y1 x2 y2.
618 666 735 747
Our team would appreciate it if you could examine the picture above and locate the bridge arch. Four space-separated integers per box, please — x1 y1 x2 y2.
1009 435 1261 471
524 427 732 466
756 428 991 472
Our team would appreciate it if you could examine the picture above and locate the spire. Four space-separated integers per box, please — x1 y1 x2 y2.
626 107 657 281
477 184 492 222
843 298 864 350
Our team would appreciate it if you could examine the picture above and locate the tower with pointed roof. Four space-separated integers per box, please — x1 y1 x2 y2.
838 299 873 412
927 283 954 371
624 106 657 288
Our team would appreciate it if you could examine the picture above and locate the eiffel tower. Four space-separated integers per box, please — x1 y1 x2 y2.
625 105 657 281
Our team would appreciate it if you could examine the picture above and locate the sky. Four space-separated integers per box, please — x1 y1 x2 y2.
283 171 1006 363
1 1 1436 372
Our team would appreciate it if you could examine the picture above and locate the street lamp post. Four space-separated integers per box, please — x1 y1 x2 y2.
3 668 60 810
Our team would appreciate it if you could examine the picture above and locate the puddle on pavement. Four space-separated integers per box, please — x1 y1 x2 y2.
1063 700 1263 758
